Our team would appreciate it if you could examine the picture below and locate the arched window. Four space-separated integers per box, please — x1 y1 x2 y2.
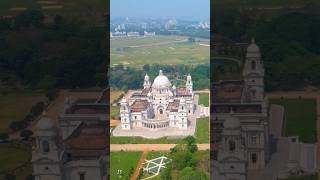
159 109 163 114
251 61 256 70
42 140 50 153
229 140 235 152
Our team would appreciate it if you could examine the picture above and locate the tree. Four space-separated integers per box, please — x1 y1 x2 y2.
20 129 33 140
0 132 9 142
188 37 195 43
24 175 35 180
14 10 44 29
160 167 172 180
46 89 58 102
137 168 144 180
4 173 16 180
10 121 28 132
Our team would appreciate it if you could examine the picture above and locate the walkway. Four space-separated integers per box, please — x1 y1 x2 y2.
131 151 148 180
267 90 320 179
110 144 210 152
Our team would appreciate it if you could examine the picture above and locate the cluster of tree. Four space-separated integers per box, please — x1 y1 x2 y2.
214 9 320 91
110 64 210 91
0 101 46 142
0 10 106 90
160 136 209 180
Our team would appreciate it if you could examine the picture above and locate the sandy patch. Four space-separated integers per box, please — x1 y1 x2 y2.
37 1 57 4
122 61 130 65
41 5 63 9
10 7 27 11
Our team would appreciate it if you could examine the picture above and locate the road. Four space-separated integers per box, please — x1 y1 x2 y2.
110 144 210 152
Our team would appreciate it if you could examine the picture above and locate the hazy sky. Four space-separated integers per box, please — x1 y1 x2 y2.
111 0 210 20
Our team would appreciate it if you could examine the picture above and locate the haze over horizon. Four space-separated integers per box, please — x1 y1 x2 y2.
111 0 210 21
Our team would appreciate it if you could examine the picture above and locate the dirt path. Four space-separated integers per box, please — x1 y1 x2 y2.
131 151 148 180
110 144 210 152
267 90 320 179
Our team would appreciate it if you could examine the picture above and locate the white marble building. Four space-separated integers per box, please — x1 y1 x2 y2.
120 70 195 131
212 40 269 179
31 90 108 180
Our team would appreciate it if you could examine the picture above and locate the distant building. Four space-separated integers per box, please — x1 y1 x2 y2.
144 31 156 37
127 32 140 37
111 31 126 38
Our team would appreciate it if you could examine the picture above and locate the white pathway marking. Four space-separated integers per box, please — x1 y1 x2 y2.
142 156 170 180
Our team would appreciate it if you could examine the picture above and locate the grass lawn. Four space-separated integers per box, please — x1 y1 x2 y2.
0 143 32 180
110 152 142 180
198 93 209 106
285 174 317 180
110 106 120 120
270 98 317 143
0 91 46 133
110 90 124 104
110 36 209 68
110 117 209 144
195 117 209 143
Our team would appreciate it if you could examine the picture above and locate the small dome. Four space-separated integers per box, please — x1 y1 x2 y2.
121 98 127 103
152 70 172 89
180 97 185 103
144 73 149 80
247 39 260 52
147 92 151 97
224 115 240 129
36 112 54 130
172 85 176 89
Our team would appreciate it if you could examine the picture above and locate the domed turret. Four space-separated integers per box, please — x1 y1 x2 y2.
246 39 261 58
36 112 54 130
144 73 151 89
152 70 172 89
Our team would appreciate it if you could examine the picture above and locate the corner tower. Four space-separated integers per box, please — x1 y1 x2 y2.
243 39 265 101
32 112 62 180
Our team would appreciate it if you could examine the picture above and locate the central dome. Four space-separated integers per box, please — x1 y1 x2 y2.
152 70 171 89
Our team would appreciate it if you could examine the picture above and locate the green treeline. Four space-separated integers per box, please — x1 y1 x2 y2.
214 8 320 91
0 10 106 90
110 64 210 91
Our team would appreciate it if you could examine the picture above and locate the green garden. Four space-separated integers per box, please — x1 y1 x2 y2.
110 151 142 180
270 98 317 143
110 36 209 69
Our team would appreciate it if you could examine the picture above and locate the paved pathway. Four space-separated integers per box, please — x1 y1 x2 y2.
110 144 210 152
131 151 148 180
267 90 320 179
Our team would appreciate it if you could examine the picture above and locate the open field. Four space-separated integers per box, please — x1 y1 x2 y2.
0 91 46 133
110 36 210 68
270 98 317 143
110 117 209 144
110 90 124 104
0 143 32 180
110 151 142 180
198 93 209 106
